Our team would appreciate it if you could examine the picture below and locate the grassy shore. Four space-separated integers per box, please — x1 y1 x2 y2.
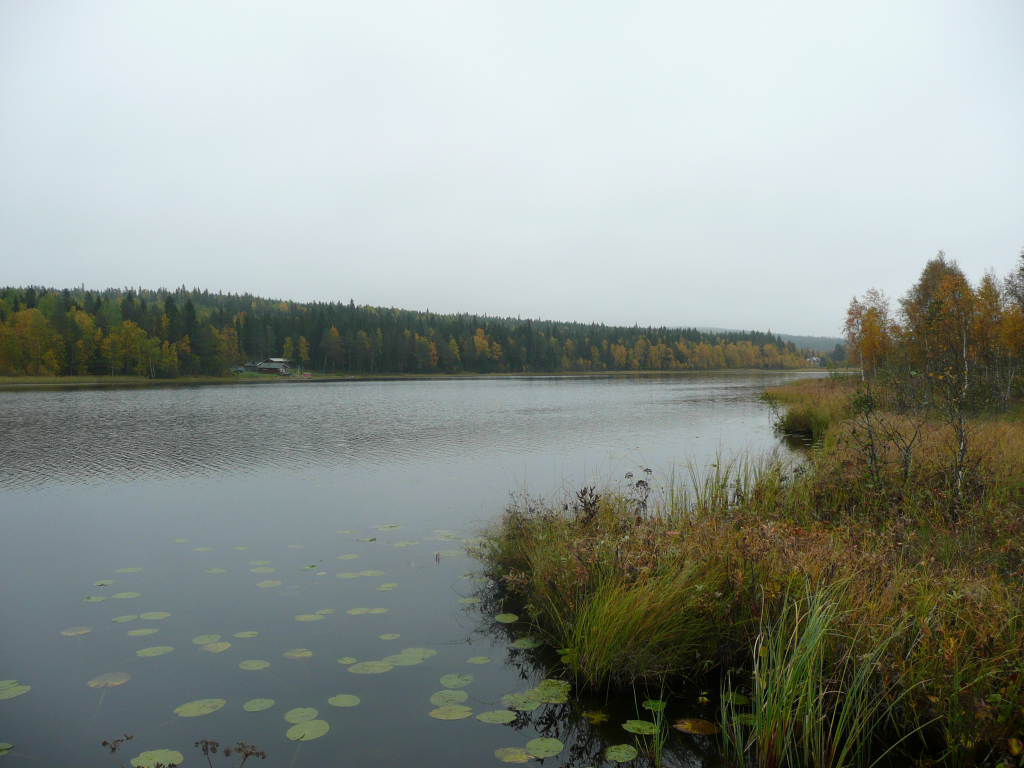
474 381 1024 766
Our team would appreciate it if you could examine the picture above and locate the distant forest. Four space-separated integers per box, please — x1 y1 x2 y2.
0 285 831 378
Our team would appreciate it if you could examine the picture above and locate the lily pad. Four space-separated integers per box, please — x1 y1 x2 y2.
605 744 639 762
526 738 564 758
110 615 137 623
244 698 274 712
337 554 359 560
87 672 130 689
233 631 259 638
429 705 473 720
136 646 174 657
174 698 226 717
0 681 21 691
394 541 419 547
642 699 667 712
192 635 221 645
0 685 30 700
509 638 543 650
171 539 188 543
256 580 282 588
356 538 377 543
346 607 370 615
337 657 357 665
494 613 518 624
82 596 106 603
115 567 142 573
0 743 12 755
383 653 422 666
130 749 183 768
457 597 481 604
440 673 473 689
315 608 334 615
283 649 312 659
194 547 211 551
286 720 329 741
673 718 721 735
337 573 360 579
239 660 269 670
585 710 609 724
94 580 114 586
430 689 469 706
374 524 401 530
368 608 387 614
284 707 318 724
402 648 437 660
251 567 275 573
477 710 518 724
358 570 385 577
467 656 491 665
128 628 158 636
732 713 756 726
140 612 170 620
494 747 531 763
204 568 227 574
622 720 657 735
377 583 398 591
61 626 91 636
379 634 400 640
328 694 360 707
501 693 541 712
295 614 324 622
248 560 271 566
723 692 751 706
348 661 393 674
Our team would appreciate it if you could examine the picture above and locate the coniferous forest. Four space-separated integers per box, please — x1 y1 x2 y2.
0 286 822 378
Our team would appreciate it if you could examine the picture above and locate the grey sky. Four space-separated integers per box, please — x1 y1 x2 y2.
1 2 1021 336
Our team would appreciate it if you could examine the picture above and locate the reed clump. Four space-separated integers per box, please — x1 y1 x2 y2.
475 405 1024 765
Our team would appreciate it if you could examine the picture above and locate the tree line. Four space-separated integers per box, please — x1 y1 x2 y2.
0 285 820 378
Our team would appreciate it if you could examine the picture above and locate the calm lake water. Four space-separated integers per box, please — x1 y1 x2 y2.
0 372 820 768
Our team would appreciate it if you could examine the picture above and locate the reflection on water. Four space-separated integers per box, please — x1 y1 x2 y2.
0 373 819 767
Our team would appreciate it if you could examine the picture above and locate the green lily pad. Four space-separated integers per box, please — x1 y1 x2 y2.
605 744 639 762
367 608 387 614
171 539 188 543
139 612 170 620
233 546 248 550
283 649 312 659
382 653 422 666
356 538 376 542
358 570 385 577
115 567 142 573
494 747 530 763
110 615 137 623
348 661 393 674
623 720 657 735
192 635 221 645
204 568 227 574
394 541 419 547
377 584 398 592
87 672 130 689
509 638 543 649
467 656 490 665
251 567 275 573
337 573 360 579
130 749 183 768
248 560 271 566
61 626 91 636
501 693 540 712
494 613 518 624
94 580 114 586
337 657 357 665
315 608 333 615
336 530 355 533
402 648 437 659
256 580 282 588
233 631 259 638
440 674 473 689
82 596 106 603
642 699 667 712
286 720 329 741
299 564 317 571
128 628 158 636
429 705 473 720
673 718 721 735
457 597 481 604
239 660 269 670
284 707 318 723
430 689 469 706
194 547 211 551
174 698 226 717
295 614 324 622
347 607 369 614
0 685 30 700
0 743 11 755
244 698 274 712
526 738 564 758
337 554 359 560
0 681 21 691
531 680 570 704
477 710 518 724
723 692 751 706
379 634 400 640
136 646 174 657
328 694 360 707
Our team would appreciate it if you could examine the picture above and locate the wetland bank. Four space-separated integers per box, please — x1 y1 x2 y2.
0 372 814 768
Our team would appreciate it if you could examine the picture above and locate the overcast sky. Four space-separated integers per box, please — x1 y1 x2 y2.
1 2 1022 336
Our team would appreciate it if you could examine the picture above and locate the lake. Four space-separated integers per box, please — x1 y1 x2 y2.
0 372 820 767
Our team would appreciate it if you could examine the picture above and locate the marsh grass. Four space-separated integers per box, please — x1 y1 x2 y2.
474 399 1024 765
